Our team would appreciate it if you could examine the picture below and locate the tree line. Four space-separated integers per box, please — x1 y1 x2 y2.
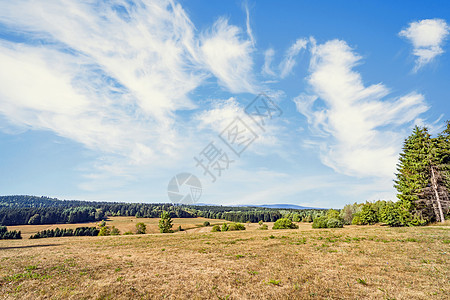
30 227 99 239
1 196 328 226
0 226 22 239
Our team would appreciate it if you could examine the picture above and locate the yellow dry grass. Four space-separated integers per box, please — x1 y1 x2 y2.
0 220 449 299
6 217 225 238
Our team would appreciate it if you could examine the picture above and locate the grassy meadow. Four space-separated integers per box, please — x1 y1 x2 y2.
0 218 449 299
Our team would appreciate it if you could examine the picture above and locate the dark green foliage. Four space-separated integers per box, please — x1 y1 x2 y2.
327 218 344 228
221 223 229 232
227 223 246 231
394 124 450 224
203 221 210 227
214 223 245 232
312 216 328 228
136 222 147 234
0 196 330 227
312 209 345 228
30 227 98 239
272 218 298 229
158 211 173 233
0 226 22 239
359 203 378 225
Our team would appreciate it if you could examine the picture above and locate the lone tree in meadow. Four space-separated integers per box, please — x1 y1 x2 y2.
158 211 173 233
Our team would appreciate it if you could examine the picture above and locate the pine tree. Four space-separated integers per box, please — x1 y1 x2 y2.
395 124 450 224
394 126 431 225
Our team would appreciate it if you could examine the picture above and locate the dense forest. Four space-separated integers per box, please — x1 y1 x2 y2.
0 195 325 226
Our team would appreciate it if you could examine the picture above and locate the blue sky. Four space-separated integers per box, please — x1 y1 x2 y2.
0 1 449 208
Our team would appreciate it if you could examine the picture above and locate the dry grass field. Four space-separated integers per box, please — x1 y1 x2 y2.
0 219 449 299
5 217 225 238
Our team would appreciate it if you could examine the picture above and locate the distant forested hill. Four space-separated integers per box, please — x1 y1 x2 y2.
0 195 326 226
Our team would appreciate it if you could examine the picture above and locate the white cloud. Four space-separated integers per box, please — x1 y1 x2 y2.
262 48 276 76
399 18 449 71
295 39 429 178
0 0 257 184
200 18 256 93
279 38 308 78
195 97 284 150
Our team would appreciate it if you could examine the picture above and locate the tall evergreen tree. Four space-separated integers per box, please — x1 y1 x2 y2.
394 126 431 225
395 124 450 224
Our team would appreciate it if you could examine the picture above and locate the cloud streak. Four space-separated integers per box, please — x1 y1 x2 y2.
295 39 429 178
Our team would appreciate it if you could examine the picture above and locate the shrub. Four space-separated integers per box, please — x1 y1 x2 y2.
203 221 210 227
211 225 221 232
359 203 378 225
123 231 133 235
258 220 263 226
110 226 120 235
312 216 328 228
258 224 268 230
221 223 229 232
98 226 111 236
136 222 147 234
272 218 298 229
327 218 344 228
351 215 362 225
228 223 246 231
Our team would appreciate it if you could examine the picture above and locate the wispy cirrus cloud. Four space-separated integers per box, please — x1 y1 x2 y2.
279 38 308 78
0 0 257 183
399 18 449 71
262 39 307 78
295 39 429 178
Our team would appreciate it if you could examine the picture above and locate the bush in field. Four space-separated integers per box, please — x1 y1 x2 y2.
359 203 378 225
110 226 120 235
211 225 221 232
258 224 268 230
312 210 344 229
136 222 147 234
98 226 111 236
258 220 263 226
272 218 298 230
158 211 173 233
203 221 210 227
312 216 328 228
340 203 362 225
228 223 246 231
351 215 362 225
327 218 344 228
221 223 229 232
